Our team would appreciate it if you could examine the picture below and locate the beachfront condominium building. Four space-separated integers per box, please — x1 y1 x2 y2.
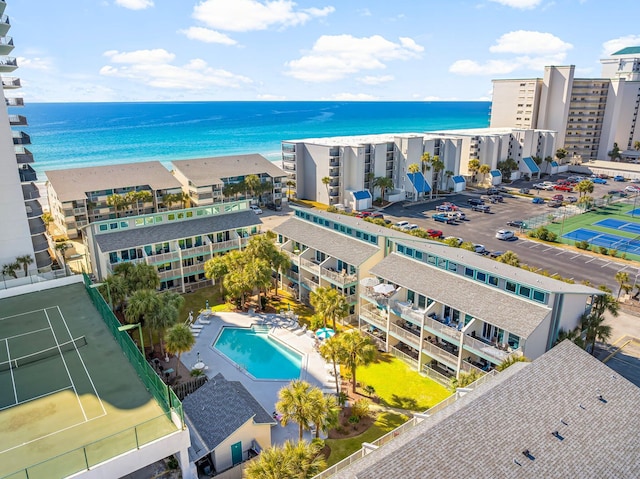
83 200 261 292
0 1 51 273
172 154 286 208
46 161 184 239
274 207 600 381
282 129 557 207
490 47 640 162
320 340 640 479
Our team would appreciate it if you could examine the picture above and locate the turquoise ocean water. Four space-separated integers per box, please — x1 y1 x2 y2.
21 101 490 178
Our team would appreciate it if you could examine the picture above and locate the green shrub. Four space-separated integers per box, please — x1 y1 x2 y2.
599 246 608 255
528 226 557 242
609 249 618 258
575 240 590 250
621 253 627 260
326 206 338 213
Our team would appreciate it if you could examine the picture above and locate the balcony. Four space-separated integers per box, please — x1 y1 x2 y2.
421 341 458 369
2 76 20 89
0 35 13 55
28 217 46 235
12 131 30 145
361 290 389 306
35 250 52 270
31 233 49 253
18 164 37 182
422 314 462 343
181 263 206 275
211 238 245 253
22 182 40 200
147 250 178 264
329 159 340 167
73 206 87 215
282 163 296 171
0 15 9 37
359 303 388 330
25 201 43 218
390 345 418 369
299 257 320 273
0 55 17 73
462 334 514 364
8 114 26 126
320 266 357 285
285 270 299 281
389 323 420 349
300 277 319 291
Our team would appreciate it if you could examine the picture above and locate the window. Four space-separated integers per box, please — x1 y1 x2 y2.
427 255 436 265
415 251 423 260
488 275 499 287
533 290 545 302
110 222 118 230
406 247 414 257
397 244 405 254
155 215 163 223
168 213 176 221
135 218 144 226
464 267 474 278
519 285 531 298
476 271 486 283
99 224 108 232
121 221 129 228
506 281 517 293
447 262 457 272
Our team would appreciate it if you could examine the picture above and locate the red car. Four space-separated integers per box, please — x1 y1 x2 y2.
553 184 572 192
355 211 372 218
426 229 443 239
552 194 564 201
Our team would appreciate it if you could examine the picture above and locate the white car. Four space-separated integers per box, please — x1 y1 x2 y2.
473 244 486 254
624 185 640 193
250 205 263 214
533 183 554 191
394 220 410 229
403 224 419 231
495 229 515 240
444 236 463 246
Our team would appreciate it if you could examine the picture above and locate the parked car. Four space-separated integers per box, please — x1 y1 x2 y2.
566 196 578 203
506 220 526 228
370 212 384 219
552 194 564 201
265 202 282 211
356 211 372 218
532 197 545 204
533 183 554 190
631 178 640 184
444 236 463 246
519 188 530 194
432 213 455 224
250 205 263 214
553 184 573 192
489 250 505 259
394 220 410 229
592 177 607 184
495 229 515 240
436 202 459 211
625 185 640 193
454 211 466 221
608 189 627 197
426 228 443 238
468 198 485 206
403 224 419 231
614 175 625 182
473 244 487 254
486 187 499 195
548 200 563 208
471 204 491 213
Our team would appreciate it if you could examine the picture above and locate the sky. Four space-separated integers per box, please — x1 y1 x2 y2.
6 0 640 103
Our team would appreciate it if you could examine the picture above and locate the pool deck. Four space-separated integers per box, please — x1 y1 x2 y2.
180 311 336 445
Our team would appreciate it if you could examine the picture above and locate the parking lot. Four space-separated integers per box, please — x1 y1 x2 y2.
382 174 638 291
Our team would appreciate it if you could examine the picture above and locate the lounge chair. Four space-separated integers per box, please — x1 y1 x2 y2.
198 318 211 325
295 324 307 336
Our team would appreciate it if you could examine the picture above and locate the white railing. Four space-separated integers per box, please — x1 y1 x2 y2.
421 365 452 387
389 323 420 349
321 267 357 285
300 277 318 290
422 315 462 342
460 359 485 375
286 271 299 281
180 243 210 255
344 294 357 304
359 303 387 328
390 346 418 369
462 335 513 363
360 290 389 306
147 250 179 264
181 263 205 274
421 341 458 366
299 257 320 272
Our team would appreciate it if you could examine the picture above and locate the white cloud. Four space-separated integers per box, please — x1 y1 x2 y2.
193 0 335 32
257 93 286 100
104 49 175 64
358 8 372 16
100 48 252 89
488 0 542 9
324 92 377 101
449 59 518 76
489 31 573 55
358 75 394 85
115 0 154 10
601 35 640 56
16 56 53 71
179 27 237 45
285 34 423 82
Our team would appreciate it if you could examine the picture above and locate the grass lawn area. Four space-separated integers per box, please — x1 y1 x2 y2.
266 290 315 325
325 412 408 466
179 285 231 319
357 354 452 411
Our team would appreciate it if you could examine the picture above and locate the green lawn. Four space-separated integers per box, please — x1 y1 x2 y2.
356 355 452 411
179 285 231 320
325 412 408 466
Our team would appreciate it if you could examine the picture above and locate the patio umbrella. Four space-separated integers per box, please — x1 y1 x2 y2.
360 277 380 288
315 328 335 340
373 283 396 295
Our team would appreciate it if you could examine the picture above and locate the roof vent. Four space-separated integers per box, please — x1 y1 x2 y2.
551 430 564 441
579 403 586 410
513 459 522 467
522 449 535 460
560 418 568 426
597 394 607 403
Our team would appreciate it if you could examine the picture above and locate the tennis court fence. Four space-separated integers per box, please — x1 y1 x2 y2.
0 336 87 372
82 274 183 426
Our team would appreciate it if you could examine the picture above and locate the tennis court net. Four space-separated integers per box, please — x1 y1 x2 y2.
0 336 87 372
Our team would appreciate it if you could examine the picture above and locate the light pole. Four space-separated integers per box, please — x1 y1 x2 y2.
118 323 144 355
88 281 112 310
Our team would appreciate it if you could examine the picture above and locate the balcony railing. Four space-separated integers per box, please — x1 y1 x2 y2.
389 323 420 349
2 76 20 88
462 334 514 363
390 346 418 369
300 277 319 290
421 341 458 368
285 270 299 281
422 315 462 343
299 257 320 273
359 304 388 329
12 131 31 145
320 266 357 285
8 114 26 126
360 290 389 306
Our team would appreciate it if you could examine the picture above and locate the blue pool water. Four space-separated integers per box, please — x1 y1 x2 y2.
213 326 302 380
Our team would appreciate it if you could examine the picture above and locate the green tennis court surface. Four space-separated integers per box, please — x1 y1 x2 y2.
0 283 177 479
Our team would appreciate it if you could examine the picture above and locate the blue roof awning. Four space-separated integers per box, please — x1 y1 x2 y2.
551 161 559 167
452 175 465 184
522 157 540 174
352 190 372 200
407 172 431 193
490 170 502 177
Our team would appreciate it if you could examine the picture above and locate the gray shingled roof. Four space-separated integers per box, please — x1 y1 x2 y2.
45 161 182 202
94 210 261 252
172 154 286 186
369 253 550 338
339 341 640 479
183 374 275 454
273 218 379 266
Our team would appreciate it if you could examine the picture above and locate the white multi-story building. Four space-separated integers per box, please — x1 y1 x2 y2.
0 1 50 273
491 46 640 162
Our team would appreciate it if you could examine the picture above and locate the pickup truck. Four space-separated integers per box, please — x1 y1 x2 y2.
432 213 455 224
553 184 573 192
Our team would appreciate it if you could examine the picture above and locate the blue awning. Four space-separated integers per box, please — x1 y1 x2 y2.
352 190 372 200
551 161 559 167
452 175 465 184
522 157 540 174
407 172 431 193
490 170 502 177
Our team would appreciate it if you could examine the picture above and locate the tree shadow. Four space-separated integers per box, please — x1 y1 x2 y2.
389 394 418 410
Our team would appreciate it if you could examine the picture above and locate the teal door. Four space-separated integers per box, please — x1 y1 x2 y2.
231 441 242 465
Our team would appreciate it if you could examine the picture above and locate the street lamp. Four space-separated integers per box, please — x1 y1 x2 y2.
88 281 112 310
118 323 145 355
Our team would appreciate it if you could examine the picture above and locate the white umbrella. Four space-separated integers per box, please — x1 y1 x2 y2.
360 277 380 287
373 283 396 295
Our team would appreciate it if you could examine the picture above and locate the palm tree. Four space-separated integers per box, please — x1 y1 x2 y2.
272 251 292 297
245 174 261 201
55 242 71 271
373 176 393 202
555 326 585 349
608 143 622 162
583 286 619 355
450 369 483 390
468 159 480 183
615 271 631 299
244 444 291 478
154 292 184 355
244 440 325 479
286 179 296 200
576 179 594 197
321 176 331 200
407 163 420 200
15 254 33 276
100 274 127 310
125 289 161 350
430 155 444 195
444 170 454 190
106 193 126 218
555 147 568 164
309 390 339 439
634 140 640 152
496 355 529 371
135 190 153 213
276 380 317 441
337 330 377 393
478 164 491 185
310 286 349 331
319 335 342 394
123 263 160 294
420 152 431 175
164 323 195 367
1 262 20 279
495 250 520 267
179 191 190 208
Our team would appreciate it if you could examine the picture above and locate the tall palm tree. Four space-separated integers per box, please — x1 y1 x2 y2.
135 190 153 213
337 330 377 393
373 176 393 202
286 179 296 200
154 292 184 355
496 355 529 371
244 444 290 479
319 335 342 394
55 242 71 271
321 176 331 200
106 193 125 218
15 254 34 276
420 152 431 175
583 286 619 355
555 147 568 164
309 390 339 439
615 271 631 299
125 289 161 350
478 164 491 185
468 159 480 183
555 326 585 349
164 323 195 367
310 286 349 331
276 380 317 441
244 440 325 479
100 274 128 311
407 163 420 200
576 179 594 197
272 251 292 297
430 155 444 195
1 262 20 279
444 170 454 190
245 174 261 201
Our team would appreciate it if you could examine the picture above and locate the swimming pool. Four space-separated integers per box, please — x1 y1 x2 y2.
213 326 302 380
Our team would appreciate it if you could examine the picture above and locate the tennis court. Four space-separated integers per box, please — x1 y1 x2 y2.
594 218 640 235
562 228 640 254
0 282 178 479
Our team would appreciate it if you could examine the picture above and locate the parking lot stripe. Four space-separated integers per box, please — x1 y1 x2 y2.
600 261 611 268
542 247 554 252
585 257 597 263
570 254 581 259
555 250 565 256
